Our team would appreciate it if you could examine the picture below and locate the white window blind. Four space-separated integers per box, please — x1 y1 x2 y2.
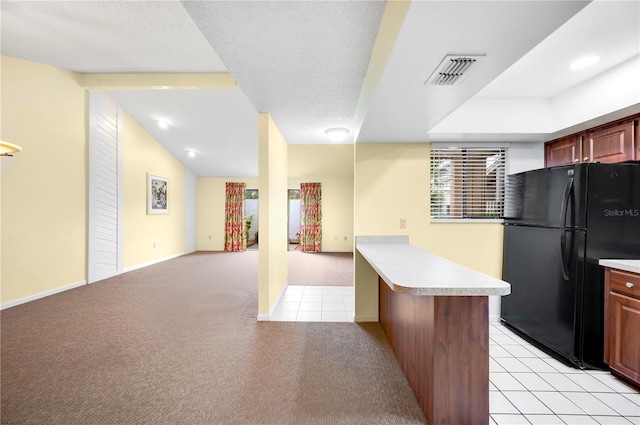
430 147 506 219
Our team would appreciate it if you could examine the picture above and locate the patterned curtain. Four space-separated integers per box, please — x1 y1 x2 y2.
300 183 322 252
224 182 247 252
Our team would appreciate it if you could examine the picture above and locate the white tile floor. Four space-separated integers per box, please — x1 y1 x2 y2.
489 322 640 425
270 287 640 424
270 285 354 322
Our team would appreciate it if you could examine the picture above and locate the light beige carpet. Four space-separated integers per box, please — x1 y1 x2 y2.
1 251 426 424
287 251 353 286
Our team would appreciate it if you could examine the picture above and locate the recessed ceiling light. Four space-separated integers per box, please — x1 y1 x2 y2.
157 119 169 129
570 55 600 70
187 150 196 158
324 127 350 142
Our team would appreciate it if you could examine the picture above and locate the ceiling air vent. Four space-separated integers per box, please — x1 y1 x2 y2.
425 54 486 86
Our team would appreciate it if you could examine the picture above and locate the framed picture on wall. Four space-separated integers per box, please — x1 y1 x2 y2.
147 174 169 214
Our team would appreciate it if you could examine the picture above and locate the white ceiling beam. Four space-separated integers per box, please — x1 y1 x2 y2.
353 0 411 143
80 73 237 90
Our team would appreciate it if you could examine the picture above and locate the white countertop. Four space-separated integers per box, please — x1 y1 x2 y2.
599 259 640 274
356 236 511 296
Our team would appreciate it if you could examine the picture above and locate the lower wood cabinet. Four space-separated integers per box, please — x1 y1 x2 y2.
378 277 490 424
604 268 640 388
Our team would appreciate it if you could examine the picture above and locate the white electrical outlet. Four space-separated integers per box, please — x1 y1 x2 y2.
153 242 156 248
399 218 407 229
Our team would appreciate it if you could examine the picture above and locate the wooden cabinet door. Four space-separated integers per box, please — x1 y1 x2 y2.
585 120 635 164
545 135 581 167
544 115 638 168
608 291 640 385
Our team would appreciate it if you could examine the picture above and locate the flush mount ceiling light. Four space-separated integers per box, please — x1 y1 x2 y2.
324 127 350 142
187 150 196 158
570 55 600 70
425 54 486 86
157 119 170 130
0 140 22 157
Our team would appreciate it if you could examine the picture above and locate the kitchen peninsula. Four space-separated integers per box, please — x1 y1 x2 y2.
356 236 511 425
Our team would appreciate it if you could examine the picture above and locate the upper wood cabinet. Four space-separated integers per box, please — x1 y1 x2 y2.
586 120 635 164
545 115 638 167
545 134 581 167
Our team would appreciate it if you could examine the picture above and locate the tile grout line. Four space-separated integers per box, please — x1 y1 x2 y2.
490 323 639 424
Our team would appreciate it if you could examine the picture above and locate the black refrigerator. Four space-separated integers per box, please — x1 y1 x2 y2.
501 161 640 369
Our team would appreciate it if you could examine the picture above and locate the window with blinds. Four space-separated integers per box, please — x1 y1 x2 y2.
430 147 506 220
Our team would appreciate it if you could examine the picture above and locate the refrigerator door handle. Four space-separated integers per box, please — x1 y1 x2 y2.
560 177 574 229
560 177 574 280
561 229 575 281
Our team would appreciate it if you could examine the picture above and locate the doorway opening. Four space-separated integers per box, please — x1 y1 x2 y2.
287 189 300 251
245 189 259 250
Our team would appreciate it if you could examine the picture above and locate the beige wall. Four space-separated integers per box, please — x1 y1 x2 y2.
197 144 355 253
288 144 354 252
1 56 87 304
288 144 353 179
196 177 259 251
1 56 189 305
310 176 354 252
258 114 288 315
354 143 504 320
122 112 185 269
0 57 504 318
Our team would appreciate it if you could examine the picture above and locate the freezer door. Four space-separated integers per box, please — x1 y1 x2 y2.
501 225 583 365
504 164 587 229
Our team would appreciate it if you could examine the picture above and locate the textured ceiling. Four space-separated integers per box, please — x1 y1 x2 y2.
181 0 386 145
1 0 638 178
1 0 226 73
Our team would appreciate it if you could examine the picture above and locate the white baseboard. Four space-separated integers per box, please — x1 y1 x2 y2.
89 270 120 284
315 250 354 253
1 280 87 310
123 253 184 273
355 315 378 322
356 315 499 324
3 253 188 311
256 281 289 321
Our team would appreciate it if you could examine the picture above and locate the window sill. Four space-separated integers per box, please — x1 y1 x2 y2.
430 218 504 224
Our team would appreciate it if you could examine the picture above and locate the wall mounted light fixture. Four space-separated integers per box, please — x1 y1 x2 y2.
0 141 22 157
